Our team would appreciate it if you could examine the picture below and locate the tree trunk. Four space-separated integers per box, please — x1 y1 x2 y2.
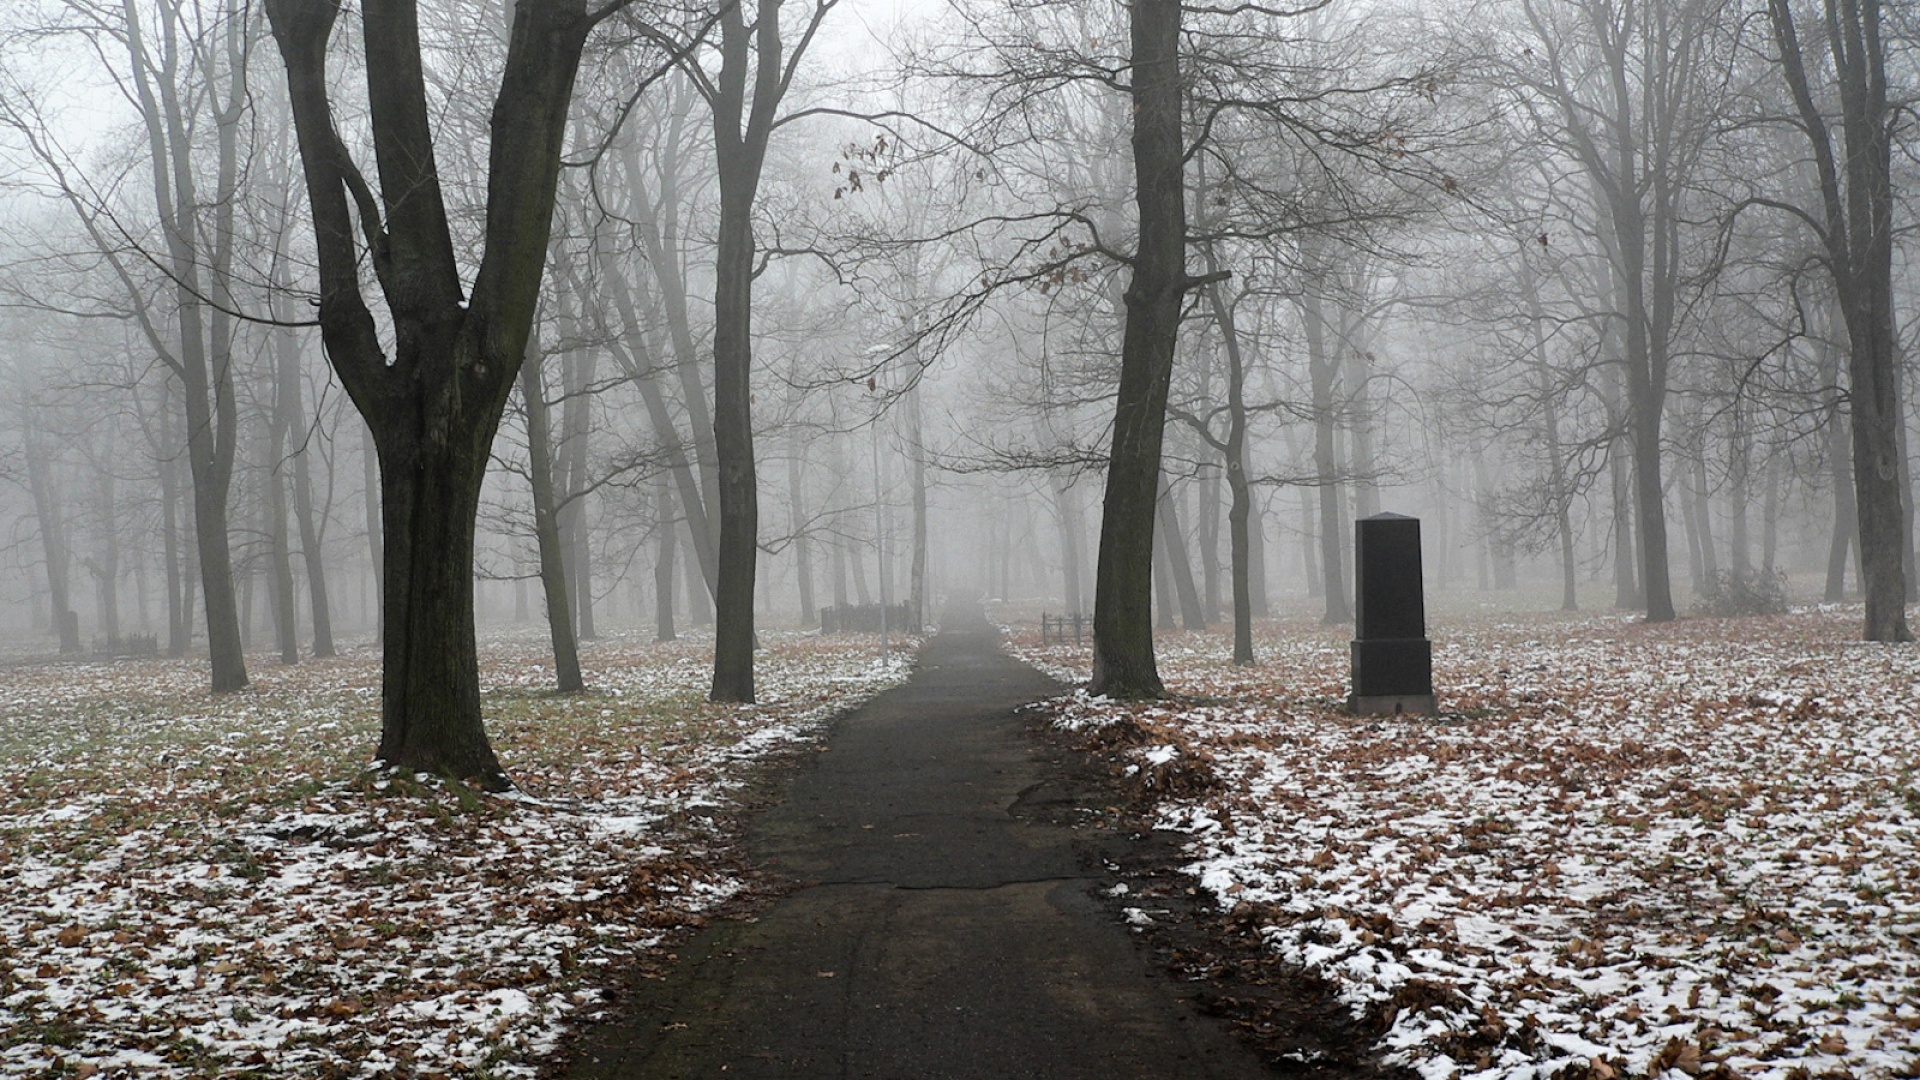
519 340 583 692
267 0 599 784
1053 477 1085 615
709 154 760 703
1524 264 1577 611
374 437 507 783
1770 0 1920 634
161 438 188 655
685 530 714 625
1761 455 1781 578
1301 275 1352 624
655 476 677 642
1153 536 1177 632
287 366 335 658
1157 479 1207 630
706 0 820 702
595 251 722 598
788 433 816 626
557 332 597 642
908 377 929 629
831 528 850 608
1089 0 1185 698
25 432 81 654
1247 487 1269 619
1300 484 1322 598
266 372 301 664
1200 464 1222 624
363 421 383 641
844 539 871 605
1728 397 1753 583
1692 445 1719 586
91 462 122 643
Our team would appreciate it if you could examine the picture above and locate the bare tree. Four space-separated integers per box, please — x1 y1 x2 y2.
265 0 629 786
1765 0 1912 640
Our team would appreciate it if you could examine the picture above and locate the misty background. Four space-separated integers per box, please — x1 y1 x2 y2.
0 0 1913 673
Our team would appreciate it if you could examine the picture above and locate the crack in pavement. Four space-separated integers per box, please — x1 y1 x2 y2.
563 608 1280 1079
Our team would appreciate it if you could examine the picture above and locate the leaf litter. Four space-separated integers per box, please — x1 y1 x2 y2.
0 629 916 1078
1004 606 1920 1080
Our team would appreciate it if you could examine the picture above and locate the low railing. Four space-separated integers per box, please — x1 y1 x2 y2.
1040 611 1089 646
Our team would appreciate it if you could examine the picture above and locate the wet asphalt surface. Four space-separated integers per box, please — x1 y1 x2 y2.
563 609 1277 1079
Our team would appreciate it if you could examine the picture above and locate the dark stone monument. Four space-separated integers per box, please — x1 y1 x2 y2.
1349 512 1436 716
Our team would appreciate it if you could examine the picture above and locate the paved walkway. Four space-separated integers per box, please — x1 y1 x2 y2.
566 610 1276 1079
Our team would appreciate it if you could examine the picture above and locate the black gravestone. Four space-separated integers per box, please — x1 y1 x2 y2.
1349 513 1436 716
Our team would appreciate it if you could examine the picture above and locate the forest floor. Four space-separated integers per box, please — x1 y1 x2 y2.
997 600 1920 1080
0 627 917 1079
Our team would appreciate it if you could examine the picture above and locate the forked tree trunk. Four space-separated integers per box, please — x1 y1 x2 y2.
268 0 597 785
707 0 831 701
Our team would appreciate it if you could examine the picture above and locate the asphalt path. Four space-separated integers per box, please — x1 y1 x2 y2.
564 608 1277 1079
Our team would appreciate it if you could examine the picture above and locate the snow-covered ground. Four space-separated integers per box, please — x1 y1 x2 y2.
1005 607 1920 1080
0 629 916 1078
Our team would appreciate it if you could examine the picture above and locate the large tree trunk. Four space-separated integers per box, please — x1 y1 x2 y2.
706 1 774 704
268 0 597 785
710 213 758 702
1090 0 1185 698
374 437 506 781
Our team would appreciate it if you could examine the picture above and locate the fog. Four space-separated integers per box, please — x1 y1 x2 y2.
0 0 1913 678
